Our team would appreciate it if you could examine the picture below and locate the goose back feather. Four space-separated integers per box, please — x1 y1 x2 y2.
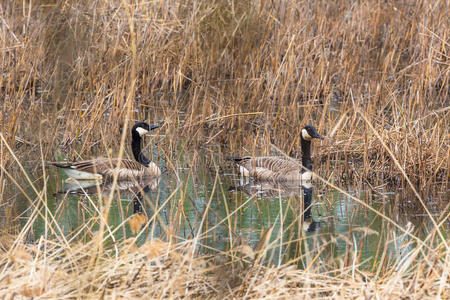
51 158 161 180
232 156 312 181
231 125 323 181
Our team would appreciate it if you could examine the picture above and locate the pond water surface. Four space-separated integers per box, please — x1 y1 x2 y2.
6 145 448 269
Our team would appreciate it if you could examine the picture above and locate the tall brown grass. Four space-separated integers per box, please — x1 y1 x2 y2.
1 1 448 185
0 0 448 298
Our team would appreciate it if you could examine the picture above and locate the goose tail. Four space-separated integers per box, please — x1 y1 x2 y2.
228 156 251 163
47 161 102 180
46 161 72 168
228 157 251 176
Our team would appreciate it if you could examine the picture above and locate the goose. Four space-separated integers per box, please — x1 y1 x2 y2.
49 122 161 180
231 125 323 181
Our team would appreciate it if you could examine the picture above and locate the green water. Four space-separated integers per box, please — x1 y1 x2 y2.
6 147 446 268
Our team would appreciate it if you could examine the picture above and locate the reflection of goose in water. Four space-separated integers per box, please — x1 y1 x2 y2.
59 177 159 233
61 176 159 200
230 125 323 181
229 179 319 232
49 122 161 180
230 180 311 198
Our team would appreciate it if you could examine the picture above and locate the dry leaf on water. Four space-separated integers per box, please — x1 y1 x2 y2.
128 213 148 234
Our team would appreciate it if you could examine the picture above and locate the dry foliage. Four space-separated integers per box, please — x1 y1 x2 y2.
0 0 449 299
0 234 447 299
0 0 447 187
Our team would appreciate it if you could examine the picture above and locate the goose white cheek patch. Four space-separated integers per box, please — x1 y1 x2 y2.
136 127 149 136
301 129 312 141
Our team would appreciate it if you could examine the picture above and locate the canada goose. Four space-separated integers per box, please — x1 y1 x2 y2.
231 125 323 181
49 122 161 180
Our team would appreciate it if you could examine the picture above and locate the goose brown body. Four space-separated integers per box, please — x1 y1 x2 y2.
231 125 323 181
51 158 161 179
49 122 161 180
233 156 312 181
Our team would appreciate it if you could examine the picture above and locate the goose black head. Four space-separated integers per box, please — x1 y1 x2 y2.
301 125 324 141
132 122 160 137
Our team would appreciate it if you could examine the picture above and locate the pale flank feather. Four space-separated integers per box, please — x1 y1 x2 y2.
51 158 161 180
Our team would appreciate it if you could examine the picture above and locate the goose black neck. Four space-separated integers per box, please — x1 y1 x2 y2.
133 194 143 214
303 187 313 219
131 134 150 166
133 185 151 214
300 136 312 171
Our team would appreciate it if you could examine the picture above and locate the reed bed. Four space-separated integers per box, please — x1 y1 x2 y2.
0 0 449 298
1 0 448 184
0 237 447 299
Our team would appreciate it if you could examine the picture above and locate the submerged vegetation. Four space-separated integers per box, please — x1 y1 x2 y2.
0 0 448 298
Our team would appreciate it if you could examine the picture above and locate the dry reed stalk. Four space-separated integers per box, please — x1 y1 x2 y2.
0 228 447 299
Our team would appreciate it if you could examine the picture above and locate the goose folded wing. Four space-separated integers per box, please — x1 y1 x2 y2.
71 158 146 174
242 156 301 172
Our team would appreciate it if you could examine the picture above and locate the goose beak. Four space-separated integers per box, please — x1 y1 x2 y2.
310 127 324 140
149 124 160 131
